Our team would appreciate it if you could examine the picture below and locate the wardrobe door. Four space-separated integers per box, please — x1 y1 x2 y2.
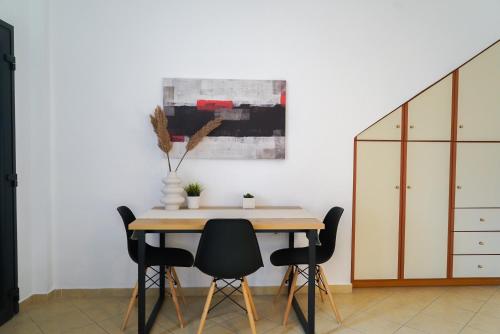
357 108 402 140
457 42 500 141
456 143 500 208
354 141 401 280
404 143 450 278
407 75 452 141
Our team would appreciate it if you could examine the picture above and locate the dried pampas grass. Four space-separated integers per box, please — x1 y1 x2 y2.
186 118 223 151
175 117 223 171
150 106 173 171
149 104 223 172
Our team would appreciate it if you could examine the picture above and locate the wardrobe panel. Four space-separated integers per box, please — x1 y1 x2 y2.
456 143 500 208
404 143 449 278
457 42 500 141
407 75 452 140
357 108 402 141
354 141 401 279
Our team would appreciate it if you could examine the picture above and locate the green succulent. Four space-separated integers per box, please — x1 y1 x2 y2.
184 183 202 197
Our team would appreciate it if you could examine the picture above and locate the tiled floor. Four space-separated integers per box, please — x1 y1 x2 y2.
2 285 500 334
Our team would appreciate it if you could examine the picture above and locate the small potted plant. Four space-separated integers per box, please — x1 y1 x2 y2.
242 193 255 209
184 183 202 209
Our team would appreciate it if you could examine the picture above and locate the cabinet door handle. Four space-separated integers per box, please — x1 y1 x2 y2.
479 241 485 245
396 124 401 129
459 125 464 129
479 218 485 222
395 185 400 189
457 185 462 190
478 265 483 269
407 185 411 189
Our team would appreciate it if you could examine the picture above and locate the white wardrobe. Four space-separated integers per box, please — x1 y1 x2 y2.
353 40 500 286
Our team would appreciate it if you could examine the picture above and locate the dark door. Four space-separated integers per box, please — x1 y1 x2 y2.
0 18 18 326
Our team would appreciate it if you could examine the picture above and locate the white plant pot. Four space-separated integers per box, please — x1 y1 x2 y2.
242 198 255 209
187 196 200 209
160 171 185 210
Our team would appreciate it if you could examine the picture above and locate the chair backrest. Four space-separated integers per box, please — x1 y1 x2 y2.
195 219 263 279
318 206 344 260
117 206 138 262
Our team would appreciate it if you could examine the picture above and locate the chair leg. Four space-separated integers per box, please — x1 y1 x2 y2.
316 269 325 303
242 277 259 321
318 265 342 324
171 267 187 304
166 268 185 328
274 265 292 304
242 278 257 334
121 282 138 331
197 281 216 334
283 267 299 326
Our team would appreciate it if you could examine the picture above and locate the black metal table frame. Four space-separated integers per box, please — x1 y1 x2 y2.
136 229 319 334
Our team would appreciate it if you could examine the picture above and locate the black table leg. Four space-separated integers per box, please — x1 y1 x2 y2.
159 233 165 299
138 231 146 334
137 232 165 334
289 230 318 333
307 230 318 334
288 232 295 248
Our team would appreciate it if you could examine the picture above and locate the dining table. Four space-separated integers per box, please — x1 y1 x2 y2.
128 206 324 334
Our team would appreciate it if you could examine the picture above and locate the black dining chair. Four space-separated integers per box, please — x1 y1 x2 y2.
117 206 194 330
270 206 343 325
195 219 263 334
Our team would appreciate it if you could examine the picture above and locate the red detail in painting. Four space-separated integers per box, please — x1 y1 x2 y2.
171 135 185 142
196 100 234 111
280 91 286 106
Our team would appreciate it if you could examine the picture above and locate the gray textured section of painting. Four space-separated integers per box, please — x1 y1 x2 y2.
163 78 286 160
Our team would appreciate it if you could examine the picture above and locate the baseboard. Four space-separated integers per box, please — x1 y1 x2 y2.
353 278 500 288
19 284 352 309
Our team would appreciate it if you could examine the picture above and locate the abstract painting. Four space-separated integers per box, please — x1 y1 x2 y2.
163 78 286 159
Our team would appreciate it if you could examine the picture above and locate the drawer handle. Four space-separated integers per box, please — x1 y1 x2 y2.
407 185 411 189
459 125 464 129
395 185 400 189
479 218 485 222
478 241 485 245
396 124 401 129
457 185 462 190
409 125 414 129
478 265 483 269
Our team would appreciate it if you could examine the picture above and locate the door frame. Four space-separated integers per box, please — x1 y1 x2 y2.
0 17 19 323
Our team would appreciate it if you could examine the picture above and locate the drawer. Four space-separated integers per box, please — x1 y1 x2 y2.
453 255 500 277
454 232 500 254
455 209 500 231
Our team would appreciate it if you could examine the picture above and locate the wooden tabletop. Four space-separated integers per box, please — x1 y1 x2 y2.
129 206 323 231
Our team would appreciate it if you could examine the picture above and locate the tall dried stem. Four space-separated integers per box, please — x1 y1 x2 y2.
175 118 223 171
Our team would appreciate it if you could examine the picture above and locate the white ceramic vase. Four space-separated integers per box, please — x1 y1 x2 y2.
187 196 200 209
242 198 255 209
160 171 185 210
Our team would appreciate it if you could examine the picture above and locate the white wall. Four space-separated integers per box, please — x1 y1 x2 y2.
0 0 52 300
7 0 500 294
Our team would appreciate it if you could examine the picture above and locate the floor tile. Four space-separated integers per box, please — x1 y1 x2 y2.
34 309 94 334
431 293 486 313
421 298 476 325
343 311 401 334
476 299 500 320
467 313 500 334
459 326 490 334
393 327 425 334
27 300 80 323
0 317 42 334
62 324 108 334
406 313 465 334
